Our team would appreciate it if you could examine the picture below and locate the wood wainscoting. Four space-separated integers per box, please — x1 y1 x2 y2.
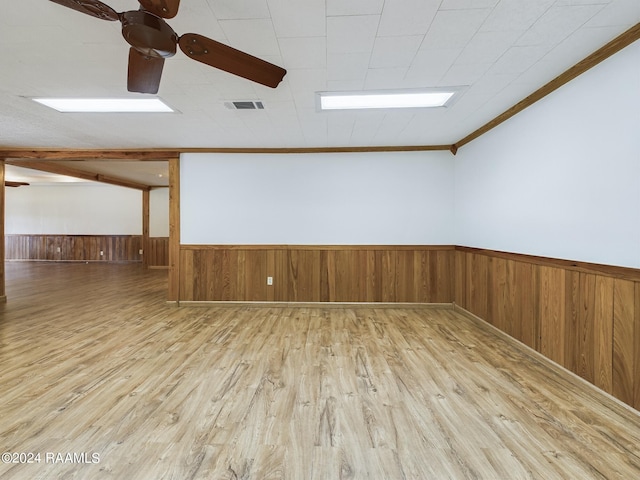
5 234 143 262
454 246 640 410
176 243 640 411
146 237 169 267
179 245 455 303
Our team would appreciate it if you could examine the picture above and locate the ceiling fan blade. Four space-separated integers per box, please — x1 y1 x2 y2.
49 0 119 21
179 34 286 88
138 0 180 19
127 48 165 94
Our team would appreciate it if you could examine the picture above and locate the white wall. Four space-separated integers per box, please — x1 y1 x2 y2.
149 187 169 237
455 41 640 268
5 183 142 235
180 151 455 245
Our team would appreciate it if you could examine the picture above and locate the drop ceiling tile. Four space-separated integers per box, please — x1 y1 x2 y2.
327 114 356 145
555 0 612 6
327 79 366 91
297 108 329 145
456 30 521 64
286 69 327 109
439 62 492 86
439 0 499 9
422 8 492 49
327 0 385 16
262 99 297 114
465 72 519 96
218 19 280 56
405 48 463 85
286 69 327 93
489 45 552 74
480 0 556 32
369 36 423 68
209 0 271 19
327 15 380 54
350 113 387 145
279 37 327 69
327 53 370 82
397 111 451 142
2 0 639 151
446 91 491 117
371 111 416 141
364 68 410 90
252 79 294 101
516 5 607 46
290 91 318 112
584 0 640 27
268 0 326 38
378 0 441 36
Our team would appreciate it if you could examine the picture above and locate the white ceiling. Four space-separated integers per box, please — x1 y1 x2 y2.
1 0 639 184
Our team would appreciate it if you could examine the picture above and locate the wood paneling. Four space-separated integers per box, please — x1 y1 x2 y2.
4 235 142 262
168 157 180 301
539 266 566 365
458 251 539 350
179 245 455 304
142 190 150 268
146 237 169 267
455 247 640 410
613 279 637 406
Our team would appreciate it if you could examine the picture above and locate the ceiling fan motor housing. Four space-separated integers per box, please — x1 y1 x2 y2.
120 10 178 58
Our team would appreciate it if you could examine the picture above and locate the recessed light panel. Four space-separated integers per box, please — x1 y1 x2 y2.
32 98 174 113
318 89 460 110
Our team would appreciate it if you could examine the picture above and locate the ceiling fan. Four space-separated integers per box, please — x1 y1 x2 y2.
49 0 287 94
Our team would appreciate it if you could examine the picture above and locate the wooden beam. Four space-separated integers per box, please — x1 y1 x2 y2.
168 157 180 302
177 145 454 154
5 160 151 191
0 150 180 160
0 144 454 159
0 159 5 302
142 190 150 269
454 22 640 150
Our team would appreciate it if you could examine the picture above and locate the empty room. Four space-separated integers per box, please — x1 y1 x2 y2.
1 1 639 479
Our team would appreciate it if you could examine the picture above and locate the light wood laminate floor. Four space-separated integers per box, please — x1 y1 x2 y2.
1 262 639 479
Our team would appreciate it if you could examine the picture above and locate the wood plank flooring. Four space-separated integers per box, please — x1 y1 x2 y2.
1 262 640 479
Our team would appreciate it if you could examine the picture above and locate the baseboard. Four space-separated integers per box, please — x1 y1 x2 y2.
148 265 169 270
0 295 6 303
452 303 640 416
5 259 142 264
177 301 455 309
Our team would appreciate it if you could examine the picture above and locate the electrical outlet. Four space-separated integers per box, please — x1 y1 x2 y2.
267 276 273 286
100 251 104 256
56 247 61 253
139 249 143 255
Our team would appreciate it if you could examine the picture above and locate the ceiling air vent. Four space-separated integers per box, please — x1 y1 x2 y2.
224 101 264 110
